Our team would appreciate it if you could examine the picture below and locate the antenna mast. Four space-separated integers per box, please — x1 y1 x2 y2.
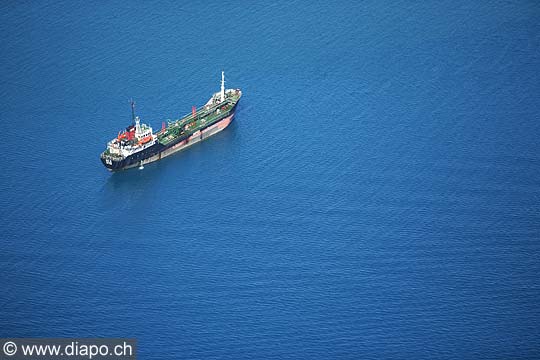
220 71 225 102
130 99 136 124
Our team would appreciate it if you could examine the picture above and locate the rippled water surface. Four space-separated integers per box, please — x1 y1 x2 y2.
1 1 540 359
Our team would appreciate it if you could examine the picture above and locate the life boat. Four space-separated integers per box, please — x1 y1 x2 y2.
137 135 152 146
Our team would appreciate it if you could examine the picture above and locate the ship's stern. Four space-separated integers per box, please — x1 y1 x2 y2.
100 151 126 171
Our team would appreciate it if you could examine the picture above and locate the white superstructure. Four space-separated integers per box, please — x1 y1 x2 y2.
106 116 157 158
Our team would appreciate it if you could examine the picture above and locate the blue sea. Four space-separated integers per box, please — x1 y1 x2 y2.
1 1 540 359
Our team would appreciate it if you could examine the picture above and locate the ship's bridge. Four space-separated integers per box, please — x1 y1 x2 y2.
134 116 154 140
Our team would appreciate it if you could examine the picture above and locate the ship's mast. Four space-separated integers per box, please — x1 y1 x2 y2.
220 71 225 103
130 99 136 124
130 98 142 138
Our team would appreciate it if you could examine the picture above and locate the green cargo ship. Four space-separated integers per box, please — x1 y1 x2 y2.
100 72 242 171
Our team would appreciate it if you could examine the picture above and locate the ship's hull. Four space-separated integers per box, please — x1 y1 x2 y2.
101 112 236 171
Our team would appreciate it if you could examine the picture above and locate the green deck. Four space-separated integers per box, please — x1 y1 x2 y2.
157 92 240 146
